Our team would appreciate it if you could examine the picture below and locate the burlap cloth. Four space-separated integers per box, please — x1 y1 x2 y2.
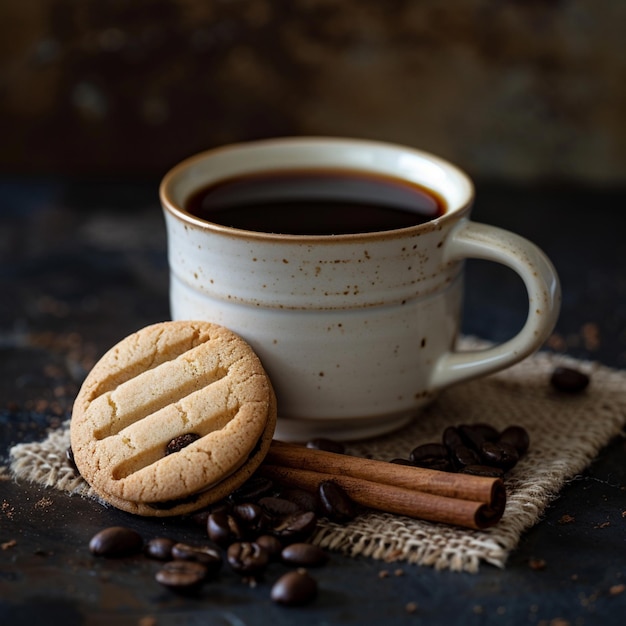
7 348 626 573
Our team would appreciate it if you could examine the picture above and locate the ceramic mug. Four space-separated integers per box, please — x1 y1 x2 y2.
160 137 560 441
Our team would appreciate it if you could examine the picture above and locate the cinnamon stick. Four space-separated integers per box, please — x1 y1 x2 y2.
260 441 506 530
267 441 501 504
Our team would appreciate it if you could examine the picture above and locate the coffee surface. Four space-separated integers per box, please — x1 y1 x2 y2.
185 170 446 235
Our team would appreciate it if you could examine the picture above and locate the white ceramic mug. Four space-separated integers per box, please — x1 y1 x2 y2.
160 138 560 441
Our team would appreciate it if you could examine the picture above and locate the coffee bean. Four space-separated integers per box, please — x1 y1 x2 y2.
171 542 222 574
233 502 267 527
409 443 452 471
423 458 453 471
230 476 275 503
317 481 357 523
306 438 345 454
458 424 499 451
165 433 201 455
480 441 519 470
277 488 319 514
281 543 329 567
227 541 269 575
471 423 500 442
155 560 207 592
450 444 481 469
272 510 318 543
189 502 230 528
145 537 175 561
232 502 262 522
498 425 530 456
442 426 464 452
460 465 505 478
207 510 244 546
389 458 414 466
550 366 590 393
259 497 303 519
189 509 211 527
89 526 143 558
65 446 78 473
271 570 318 606
254 535 283 560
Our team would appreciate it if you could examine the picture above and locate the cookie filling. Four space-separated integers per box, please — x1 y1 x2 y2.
146 434 266 510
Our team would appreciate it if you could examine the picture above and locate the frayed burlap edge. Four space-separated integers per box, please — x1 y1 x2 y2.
9 426 98 498
7 348 626 573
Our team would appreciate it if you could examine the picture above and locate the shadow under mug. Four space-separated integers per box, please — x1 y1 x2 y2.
160 137 561 441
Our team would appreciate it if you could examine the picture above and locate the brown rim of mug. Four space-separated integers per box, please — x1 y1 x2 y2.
159 137 475 243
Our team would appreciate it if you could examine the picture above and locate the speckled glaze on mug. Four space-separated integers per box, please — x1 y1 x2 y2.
160 138 560 441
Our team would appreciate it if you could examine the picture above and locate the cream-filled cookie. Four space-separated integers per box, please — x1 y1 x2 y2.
70 321 276 516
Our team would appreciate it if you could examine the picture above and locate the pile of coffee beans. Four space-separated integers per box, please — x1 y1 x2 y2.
387 364 591 477
392 423 531 478
88 474 356 605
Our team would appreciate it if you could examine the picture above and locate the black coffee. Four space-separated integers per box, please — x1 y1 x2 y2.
185 169 446 235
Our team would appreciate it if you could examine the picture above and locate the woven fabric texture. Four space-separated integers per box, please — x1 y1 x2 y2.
8 349 626 572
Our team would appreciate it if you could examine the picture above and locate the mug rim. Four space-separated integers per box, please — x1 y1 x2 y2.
160 136 475 241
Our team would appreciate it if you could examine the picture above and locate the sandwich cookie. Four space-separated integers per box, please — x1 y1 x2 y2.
70 321 277 517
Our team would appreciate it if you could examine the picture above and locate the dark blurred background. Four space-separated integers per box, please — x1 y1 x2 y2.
1 0 624 185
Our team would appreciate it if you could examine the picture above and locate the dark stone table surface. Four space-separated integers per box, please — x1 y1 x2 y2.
1 179 625 625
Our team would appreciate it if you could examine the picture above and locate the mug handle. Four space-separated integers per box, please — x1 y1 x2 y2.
429 220 561 390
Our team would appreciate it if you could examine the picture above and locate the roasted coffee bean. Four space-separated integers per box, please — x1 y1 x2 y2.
65 446 78 473
272 510 318 543
422 458 452 472
450 444 481 469
189 509 211 527
498 425 530 456
277 488 319 514
145 537 176 561
471 423 500 442
227 541 269 575
189 502 230 528
165 433 201 455
409 443 452 471
306 438 346 454
233 502 265 523
460 465 505 478
254 535 283 560
259 496 303 519
271 570 318 606
230 476 275 503
233 502 269 536
442 426 464 452
318 480 357 523
89 526 143 558
481 441 519 470
389 458 414 466
281 543 329 567
155 560 207 592
171 542 222 574
457 424 484 450
458 424 499 451
207 510 244 546
550 366 590 393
